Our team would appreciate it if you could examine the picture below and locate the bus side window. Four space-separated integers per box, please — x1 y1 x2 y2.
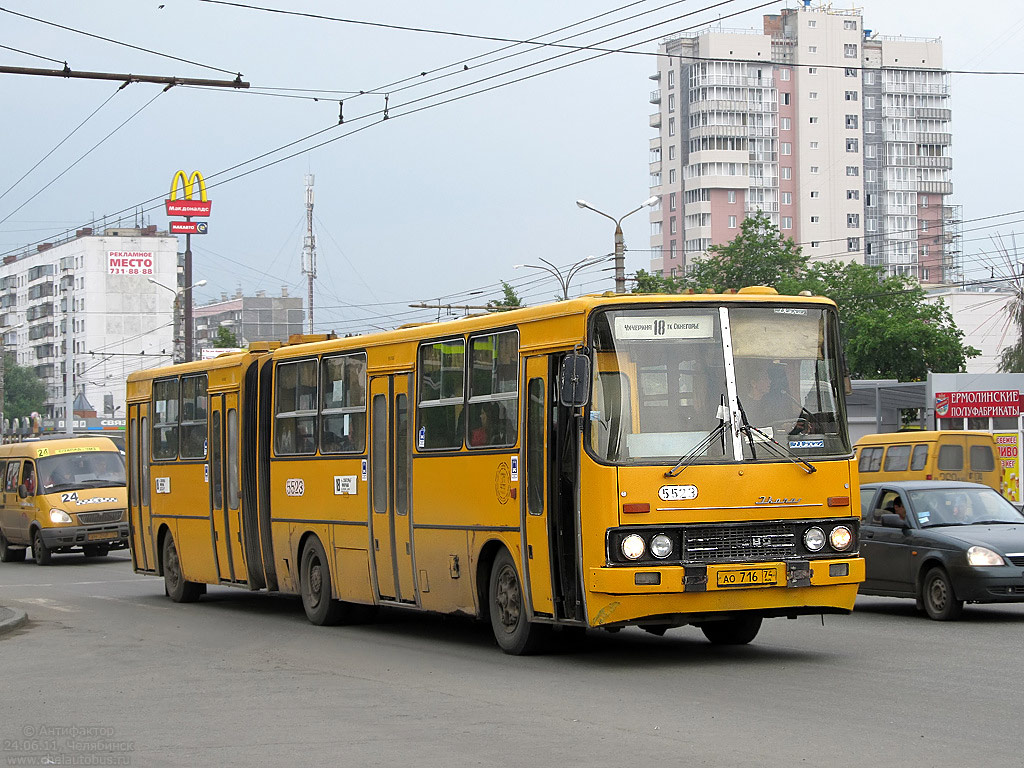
858 447 882 473
883 445 910 472
970 444 995 472
417 338 465 451
5 461 21 492
937 444 963 471
910 444 928 471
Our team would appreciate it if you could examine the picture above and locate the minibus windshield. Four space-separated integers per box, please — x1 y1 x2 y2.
38 451 126 494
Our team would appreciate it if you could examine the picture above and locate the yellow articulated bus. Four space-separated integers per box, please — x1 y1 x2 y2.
126 289 864 654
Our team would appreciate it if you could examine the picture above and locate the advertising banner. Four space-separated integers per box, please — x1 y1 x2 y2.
107 250 155 275
934 390 1020 419
994 432 1020 502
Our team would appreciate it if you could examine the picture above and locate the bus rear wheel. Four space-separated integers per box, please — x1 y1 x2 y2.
300 536 347 626
0 531 26 562
162 533 204 603
489 549 550 655
700 615 762 645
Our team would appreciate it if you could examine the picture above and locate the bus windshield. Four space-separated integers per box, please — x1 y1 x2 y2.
587 305 850 465
38 451 126 494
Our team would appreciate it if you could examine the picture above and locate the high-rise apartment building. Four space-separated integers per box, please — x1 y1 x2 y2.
193 287 304 354
649 3 957 284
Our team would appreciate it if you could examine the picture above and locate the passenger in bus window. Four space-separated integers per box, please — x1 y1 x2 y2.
470 404 493 447
736 360 790 428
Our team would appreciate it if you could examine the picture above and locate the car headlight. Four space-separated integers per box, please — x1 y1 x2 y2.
650 533 673 559
49 509 73 524
967 545 1005 567
803 526 825 552
621 533 646 561
829 525 854 552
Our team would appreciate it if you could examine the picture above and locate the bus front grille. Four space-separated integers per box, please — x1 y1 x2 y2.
684 523 797 563
77 509 125 525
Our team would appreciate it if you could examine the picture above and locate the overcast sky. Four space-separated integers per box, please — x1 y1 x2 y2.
1 0 1022 334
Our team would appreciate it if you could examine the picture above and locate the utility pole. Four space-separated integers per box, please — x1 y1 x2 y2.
302 175 317 335
63 259 74 435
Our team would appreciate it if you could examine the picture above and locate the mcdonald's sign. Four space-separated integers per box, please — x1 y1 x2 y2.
165 170 212 217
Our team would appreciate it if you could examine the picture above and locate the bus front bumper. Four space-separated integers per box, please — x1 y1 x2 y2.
39 524 130 551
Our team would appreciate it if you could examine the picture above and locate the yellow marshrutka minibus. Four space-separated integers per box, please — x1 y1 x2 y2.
0 436 128 564
126 290 864 653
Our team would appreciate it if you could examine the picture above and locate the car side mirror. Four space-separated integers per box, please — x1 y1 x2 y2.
558 353 591 408
18 484 29 499
880 512 907 530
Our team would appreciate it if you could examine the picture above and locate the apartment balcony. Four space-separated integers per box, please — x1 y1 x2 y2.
916 107 952 120
650 113 662 129
748 126 779 138
691 99 750 114
917 131 952 145
650 89 661 104
745 202 780 214
917 155 952 169
690 124 747 139
919 180 953 195
884 81 949 96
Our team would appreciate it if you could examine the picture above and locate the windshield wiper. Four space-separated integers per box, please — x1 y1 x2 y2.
665 397 728 478
736 400 816 474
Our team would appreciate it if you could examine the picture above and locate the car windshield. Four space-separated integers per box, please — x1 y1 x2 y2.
907 487 1024 527
586 304 850 465
38 450 125 493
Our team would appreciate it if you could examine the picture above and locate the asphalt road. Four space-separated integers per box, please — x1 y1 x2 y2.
1 552 1021 767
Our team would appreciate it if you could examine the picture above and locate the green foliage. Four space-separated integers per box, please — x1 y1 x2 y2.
212 325 239 348
683 211 808 292
488 281 523 310
2 354 47 420
997 287 1024 372
632 269 685 295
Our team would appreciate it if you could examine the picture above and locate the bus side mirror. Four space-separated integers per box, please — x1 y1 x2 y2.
559 353 591 408
18 484 28 499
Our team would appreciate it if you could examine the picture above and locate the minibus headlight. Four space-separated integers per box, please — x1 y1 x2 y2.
621 534 646 561
650 534 673 559
49 509 73 524
803 527 825 552
829 525 854 552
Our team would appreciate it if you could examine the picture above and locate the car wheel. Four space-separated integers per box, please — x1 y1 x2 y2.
162 533 204 603
921 567 963 621
489 549 550 655
32 529 51 566
700 616 763 645
0 530 26 562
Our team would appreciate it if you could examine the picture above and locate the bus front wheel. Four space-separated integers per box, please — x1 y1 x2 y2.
0 531 26 562
488 549 549 655
700 615 762 645
162 533 204 603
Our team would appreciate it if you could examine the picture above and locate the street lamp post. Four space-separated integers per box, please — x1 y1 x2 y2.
148 278 207 363
576 196 659 293
513 255 611 301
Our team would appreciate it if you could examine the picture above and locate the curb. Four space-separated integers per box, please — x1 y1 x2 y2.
0 606 28 636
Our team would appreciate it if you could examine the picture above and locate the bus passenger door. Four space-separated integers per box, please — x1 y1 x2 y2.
522 357 554 617
369 377 398 601
392 374 416 603
223 393 246 583
209 395 234 581
129 403 157 572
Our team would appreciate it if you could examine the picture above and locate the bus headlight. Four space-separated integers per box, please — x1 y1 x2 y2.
650 534 673 559
49 509 73 524
829 525 854 552
803 527 825 552
621 534 646 561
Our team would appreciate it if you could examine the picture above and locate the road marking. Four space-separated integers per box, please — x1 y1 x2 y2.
91 595 170 611
0 579 141 589
17 597 79 613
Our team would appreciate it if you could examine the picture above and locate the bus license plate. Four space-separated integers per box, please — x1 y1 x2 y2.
87 532 117 541
716 568 777 588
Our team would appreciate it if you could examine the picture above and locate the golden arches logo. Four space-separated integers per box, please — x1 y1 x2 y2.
169 170 207 201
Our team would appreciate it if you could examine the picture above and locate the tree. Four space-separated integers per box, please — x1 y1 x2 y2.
488 281 523 310
2 354 47 420
212 326 239 348
682 210 808 292
780 261 979 380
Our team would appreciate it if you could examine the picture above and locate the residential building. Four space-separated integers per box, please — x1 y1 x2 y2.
649 2 956 284
193 287 304 354
0 226 178 428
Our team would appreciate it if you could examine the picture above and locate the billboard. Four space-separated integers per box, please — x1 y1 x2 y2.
108 250 155 275
934 390 1020 419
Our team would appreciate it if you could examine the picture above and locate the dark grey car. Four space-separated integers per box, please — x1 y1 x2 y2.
859 481 1024 620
